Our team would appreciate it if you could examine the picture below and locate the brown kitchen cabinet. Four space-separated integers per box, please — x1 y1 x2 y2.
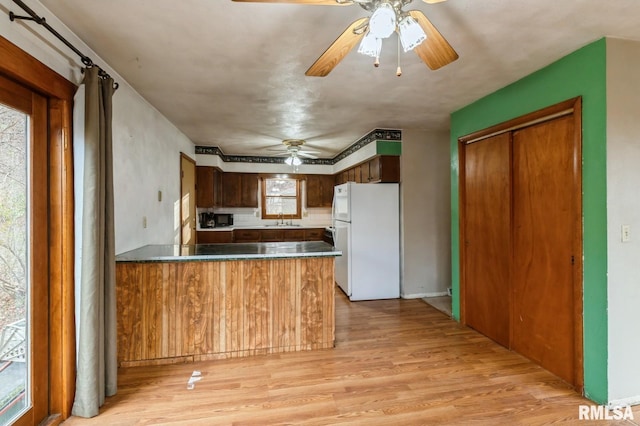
240 173 258 207
213 168 223 207
304 228 324 241
221 172 258 207
306 174 334 208
282 229 305 241
233 229 261 243
229 228 325 243
367 155 400 183
353 165 362 183
334 155 400 185
260 229 284 242
197 230 233 244
196 166 215 207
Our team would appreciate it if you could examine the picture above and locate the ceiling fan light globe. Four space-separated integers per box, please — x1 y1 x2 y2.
292 156 302 166
398 15 427 52
357 31 382 58
285 156 293 166
369 3 396 39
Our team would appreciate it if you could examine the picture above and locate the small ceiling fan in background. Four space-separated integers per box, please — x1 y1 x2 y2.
268 139 322 166
231 0 458 76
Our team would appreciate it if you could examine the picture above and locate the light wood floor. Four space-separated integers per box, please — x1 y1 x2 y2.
63 289 639 425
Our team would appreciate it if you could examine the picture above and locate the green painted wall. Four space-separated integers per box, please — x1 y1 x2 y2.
376 140 402 156
449 39 608 403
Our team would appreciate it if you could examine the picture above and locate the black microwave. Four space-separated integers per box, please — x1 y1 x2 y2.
213 213 233 228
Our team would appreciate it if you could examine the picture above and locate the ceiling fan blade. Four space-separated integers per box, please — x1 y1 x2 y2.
305 17 369 77
232 0 352 5
408 10 458 70
298 151 319 159
422 0 448 3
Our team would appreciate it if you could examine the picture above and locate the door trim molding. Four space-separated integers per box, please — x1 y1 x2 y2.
0 34 76 424
180 153 197 245
458 97 584 393
459 97 580 145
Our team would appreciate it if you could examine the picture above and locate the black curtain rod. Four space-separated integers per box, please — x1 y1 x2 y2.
9 0 119 90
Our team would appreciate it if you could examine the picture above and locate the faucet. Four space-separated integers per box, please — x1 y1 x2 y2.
278 212 284 226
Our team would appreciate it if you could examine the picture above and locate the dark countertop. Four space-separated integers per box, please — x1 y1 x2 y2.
197 225 331 232
115 241 341 263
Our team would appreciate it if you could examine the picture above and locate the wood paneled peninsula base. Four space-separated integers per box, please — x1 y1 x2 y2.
115 242 340 367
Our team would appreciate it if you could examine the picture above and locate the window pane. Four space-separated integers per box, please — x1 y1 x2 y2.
0 103 28 424
265 197 298 216
265 178 297 196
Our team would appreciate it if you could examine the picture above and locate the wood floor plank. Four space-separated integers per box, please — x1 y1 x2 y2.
65 289 639 425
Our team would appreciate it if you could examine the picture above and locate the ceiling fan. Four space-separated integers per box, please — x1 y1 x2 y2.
231 0 458 77
270 139 321 165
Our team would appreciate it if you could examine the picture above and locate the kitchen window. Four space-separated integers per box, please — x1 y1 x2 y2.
261 177 301 220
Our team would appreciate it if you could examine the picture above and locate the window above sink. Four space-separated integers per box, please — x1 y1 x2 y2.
262 177 301 220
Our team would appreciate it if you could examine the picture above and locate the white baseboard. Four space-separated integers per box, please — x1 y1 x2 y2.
608 395 640 407
401 291 449 299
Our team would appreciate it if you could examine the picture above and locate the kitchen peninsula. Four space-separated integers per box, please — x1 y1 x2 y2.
115 241 340 367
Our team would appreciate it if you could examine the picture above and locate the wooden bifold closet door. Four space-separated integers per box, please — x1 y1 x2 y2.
460 99 582 389
463 133 511 348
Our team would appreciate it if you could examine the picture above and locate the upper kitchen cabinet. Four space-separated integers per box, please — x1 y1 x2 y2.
196 166 223 208
333 155 401 186
196 166 214 207
222 172 259 207
306 174 334 208
367 155 400 183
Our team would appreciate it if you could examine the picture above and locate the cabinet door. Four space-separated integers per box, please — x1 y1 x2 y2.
240 173 258 207
197 231 233 244
196 166 214 207
463 133 511 347
260 229 283 242
282 229 305 242
321 175 335 207
222 173 241 207
306 175 322 207
304 228 324 241
361 161 371 183
368 157 381 182
234 229 261 242
353 165 362 183
213 169 223 208
379 156 401 183
347 168 356 182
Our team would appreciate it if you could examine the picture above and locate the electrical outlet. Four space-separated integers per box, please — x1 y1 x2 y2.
622 224 631 242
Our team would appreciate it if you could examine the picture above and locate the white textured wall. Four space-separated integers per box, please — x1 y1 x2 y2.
606 38 640 406
0 0 195 255
400 129 451 298
112 93 194 254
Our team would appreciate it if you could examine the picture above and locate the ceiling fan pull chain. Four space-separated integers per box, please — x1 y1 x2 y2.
396 35 402 76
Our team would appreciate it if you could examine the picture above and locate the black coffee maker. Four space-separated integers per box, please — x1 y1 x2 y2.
199 212 216 228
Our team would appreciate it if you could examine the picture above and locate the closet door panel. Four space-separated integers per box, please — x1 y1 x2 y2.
463 133 511 347
512 115 576 385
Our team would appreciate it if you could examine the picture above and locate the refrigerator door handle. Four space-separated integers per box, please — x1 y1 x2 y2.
332 223 338 245
331 190 336 223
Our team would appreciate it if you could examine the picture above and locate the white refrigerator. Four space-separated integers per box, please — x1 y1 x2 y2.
332 182 400 301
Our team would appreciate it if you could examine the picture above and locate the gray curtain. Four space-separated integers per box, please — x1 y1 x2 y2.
71 66 117 418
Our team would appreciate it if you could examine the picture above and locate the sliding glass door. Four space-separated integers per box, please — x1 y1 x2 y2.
0 75 48 426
